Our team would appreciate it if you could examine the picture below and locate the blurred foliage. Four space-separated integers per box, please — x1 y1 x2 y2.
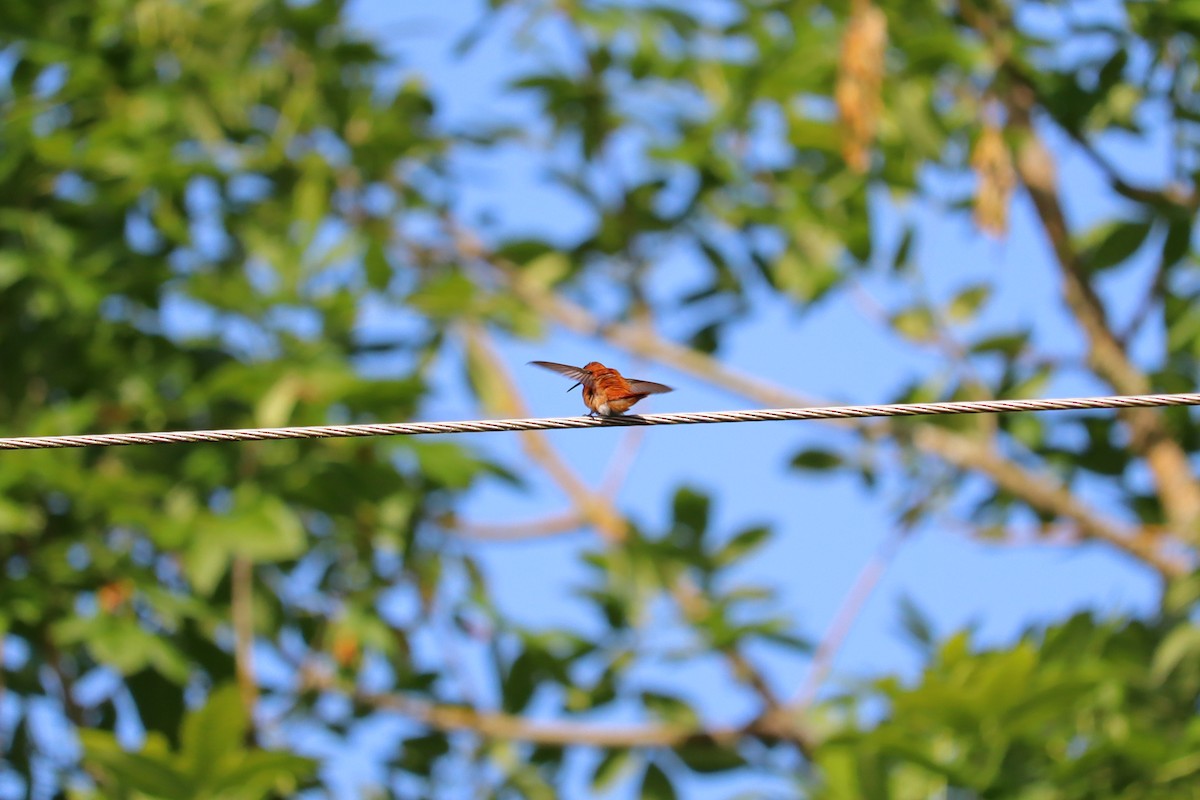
1 0 1199 798
816 613 1200 799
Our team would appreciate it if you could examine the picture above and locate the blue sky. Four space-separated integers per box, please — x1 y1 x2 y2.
325 0 1166 795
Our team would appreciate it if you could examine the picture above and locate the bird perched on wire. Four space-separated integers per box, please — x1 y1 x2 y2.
529 361 673 417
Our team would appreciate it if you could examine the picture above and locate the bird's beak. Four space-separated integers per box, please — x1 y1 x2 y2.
567 382 581 392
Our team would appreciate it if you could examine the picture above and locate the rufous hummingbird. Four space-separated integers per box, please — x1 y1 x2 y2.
529 361 673 416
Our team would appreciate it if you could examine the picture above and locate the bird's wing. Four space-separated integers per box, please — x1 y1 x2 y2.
528 361 590 382
626 379 673 395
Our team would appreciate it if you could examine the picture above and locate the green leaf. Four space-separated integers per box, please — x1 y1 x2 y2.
714 526 771 566
363 237 393 290
641 691 699 727
208 751 315 798
673 738 746 773
1161 217 1192 268
591 748 636 793
890 306 937 342
790 448 844 471
897 594 935 654
293 165 329 228
1096 49 1128 94
229 494 307 563
1078 417 1128 476
523 252 571 288
1164 572 1200 616
127 668 188 743
947 284 991 322
773 251 842 304
671 487 711 548
756 630 814 652
397 733 451 776
1151 624 1200 684
413 441 488 489
1081 218 1153 273
787 116 840 153
688 321 721 354
502 648 541 713
640 762 677 800
891 225 916 272
185 533 231 597
409 272 478 318
53 616 189 681
181 684 248 782
80 730 191 800
971 331 1029 358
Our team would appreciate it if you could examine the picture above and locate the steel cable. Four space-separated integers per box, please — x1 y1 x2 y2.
1 392 1198 451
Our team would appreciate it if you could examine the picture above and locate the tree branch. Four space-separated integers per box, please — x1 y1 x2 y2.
443 511 584 542
441 426 645 541
461 324 627 542
232 556 258 729
1000 71 1200 542
1060 123 1198 211
357 687 803 749
298 656 811 753
504 271 823 411
669 576 803 746
500 270 1187 576
913 425 1186 577
951 2 1200 542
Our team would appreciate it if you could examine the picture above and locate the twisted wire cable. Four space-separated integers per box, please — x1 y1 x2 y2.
1 393 1197 452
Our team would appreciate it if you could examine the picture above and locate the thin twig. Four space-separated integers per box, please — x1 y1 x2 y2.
600 427 648 498
912 426 1185 576
298 670 813 756
1060 120 1196 211
444 511 584 541
792 531 906 707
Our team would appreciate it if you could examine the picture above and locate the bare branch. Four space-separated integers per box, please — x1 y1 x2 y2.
913 426 1186 577
442 426 645 541
1008 99 1200 541
505 271 823 411
670 576 796 742
462 325 627 542
500 270 1187 576
443 511 584 542
232 556 258 726
298 654 812 753
358 687 798 748
1060 122 1197 211
297 674 812 758
958 5 1200 542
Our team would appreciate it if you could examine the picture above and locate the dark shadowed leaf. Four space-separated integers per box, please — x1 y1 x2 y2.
1082 218 1153 273
897 594 936 654
790 448 844 471
674 738 746 773
641 762 677 800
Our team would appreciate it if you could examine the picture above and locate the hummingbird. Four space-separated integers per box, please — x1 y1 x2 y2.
529 361 673 416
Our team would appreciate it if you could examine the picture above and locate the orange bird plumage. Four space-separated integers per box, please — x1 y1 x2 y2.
529 361 673 416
